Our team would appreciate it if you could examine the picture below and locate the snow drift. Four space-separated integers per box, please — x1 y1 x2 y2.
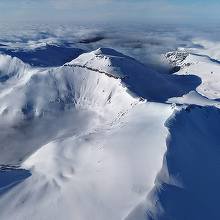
127 105 220 220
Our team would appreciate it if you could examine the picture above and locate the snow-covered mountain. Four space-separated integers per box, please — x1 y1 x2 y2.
0 47 220 220
165 48 220 99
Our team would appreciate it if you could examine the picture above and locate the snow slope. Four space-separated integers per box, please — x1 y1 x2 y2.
0 47 219 220
0 102 174 220
124 49 220 220
0 48 178 220
126 105 220 220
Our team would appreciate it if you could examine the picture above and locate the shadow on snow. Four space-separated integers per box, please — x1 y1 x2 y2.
0 165 31 195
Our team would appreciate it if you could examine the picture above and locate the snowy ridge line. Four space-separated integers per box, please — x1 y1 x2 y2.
64 63 126 80
0 164 20 171
191 52 220 64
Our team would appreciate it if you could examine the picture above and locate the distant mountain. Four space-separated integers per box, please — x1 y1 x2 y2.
0 44 85 67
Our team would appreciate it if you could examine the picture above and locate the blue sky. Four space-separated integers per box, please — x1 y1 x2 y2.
0 0 220 24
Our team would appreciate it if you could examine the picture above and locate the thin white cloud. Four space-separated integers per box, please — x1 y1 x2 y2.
0 0 220 24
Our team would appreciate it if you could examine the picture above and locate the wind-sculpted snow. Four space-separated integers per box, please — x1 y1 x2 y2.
0 102 175 220
0 46 219 220
126 106 220 220
0 48 178 220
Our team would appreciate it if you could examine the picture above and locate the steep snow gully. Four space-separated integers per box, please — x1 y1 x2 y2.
0 47 220 220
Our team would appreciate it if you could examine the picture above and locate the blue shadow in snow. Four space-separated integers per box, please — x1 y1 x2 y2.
0 45 85 67
0 165 31 194
147 106 220 220
101 47 202 102
0 75 10 82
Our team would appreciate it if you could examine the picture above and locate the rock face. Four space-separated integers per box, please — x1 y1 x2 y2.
164 49 192 72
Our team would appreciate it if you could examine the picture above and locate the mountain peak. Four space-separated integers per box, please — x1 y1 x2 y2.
93 47 128 58
65 48 136 78
165 49 189 66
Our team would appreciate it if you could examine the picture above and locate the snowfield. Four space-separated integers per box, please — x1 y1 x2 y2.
0 46 220 220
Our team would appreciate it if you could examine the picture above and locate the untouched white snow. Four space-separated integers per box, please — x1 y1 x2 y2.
0 46 220 220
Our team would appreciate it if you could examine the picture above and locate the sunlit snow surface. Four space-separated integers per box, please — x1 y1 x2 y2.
0 24 220 220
